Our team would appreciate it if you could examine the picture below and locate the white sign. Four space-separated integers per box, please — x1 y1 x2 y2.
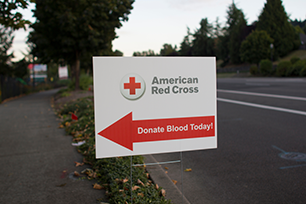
58 65 68 79
93 57 217 158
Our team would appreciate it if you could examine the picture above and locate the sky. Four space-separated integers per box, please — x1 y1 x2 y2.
10 0 306 61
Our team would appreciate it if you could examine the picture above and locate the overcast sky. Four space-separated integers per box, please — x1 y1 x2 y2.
10 0 306 61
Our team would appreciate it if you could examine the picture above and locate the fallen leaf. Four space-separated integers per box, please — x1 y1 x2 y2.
172 180 177 185
155 184 159 190
93 183 103 190
137 179 144 186
74 161 84 167
184 168 192 172
119 189 124 192
164 167 169 170
56 183 66 187
59 124 64 128
132 186 140 191
122 177 129 183
160 189 166 197
137 193 144 197
81 168 93 175
165 171 168 174
74 171 80 177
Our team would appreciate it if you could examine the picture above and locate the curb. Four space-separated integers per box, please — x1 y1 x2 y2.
144 155 191 204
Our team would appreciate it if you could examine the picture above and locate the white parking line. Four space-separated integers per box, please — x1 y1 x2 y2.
218 89 306 101
217 98 306 116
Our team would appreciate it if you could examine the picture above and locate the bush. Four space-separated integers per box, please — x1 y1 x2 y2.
250 65 259 75
68 74 93 90
79 74 93 90
260 59 273 76
300 67 306 77
276 61 291 77
290 57 300 65
287 60 306 76
56 79 71 86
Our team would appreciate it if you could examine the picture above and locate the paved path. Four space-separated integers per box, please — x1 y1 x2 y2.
0 90 104 204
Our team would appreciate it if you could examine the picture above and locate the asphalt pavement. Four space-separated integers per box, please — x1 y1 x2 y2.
0 90 104 204
2 78 306 204
148 77 306 204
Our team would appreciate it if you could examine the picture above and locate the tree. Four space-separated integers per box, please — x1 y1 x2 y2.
192 18 215 56
179 27 192 56
160 44 178 56
257 0 297 58
28 0 134 89
0 26 14 76
133 49 157 56
0 0 32 30
226 2 247 64
216 2 247 65
240 30 273 67
12 58 28 78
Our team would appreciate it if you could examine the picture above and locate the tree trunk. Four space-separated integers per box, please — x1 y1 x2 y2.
74 51 80 90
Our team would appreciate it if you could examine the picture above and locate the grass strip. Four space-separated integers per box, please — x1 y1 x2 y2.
57 96 171 204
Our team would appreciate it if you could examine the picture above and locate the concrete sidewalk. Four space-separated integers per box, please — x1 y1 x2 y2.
0 90 105 204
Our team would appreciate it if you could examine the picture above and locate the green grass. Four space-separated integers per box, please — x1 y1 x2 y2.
57 97 171 204
277 50 306 64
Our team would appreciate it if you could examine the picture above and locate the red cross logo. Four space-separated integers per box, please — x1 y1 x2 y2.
124 77 141 95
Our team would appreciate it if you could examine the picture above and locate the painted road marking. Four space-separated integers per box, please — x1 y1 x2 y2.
272 145 306 169
218 89 306 101
217 98 306 116
245 83 270 86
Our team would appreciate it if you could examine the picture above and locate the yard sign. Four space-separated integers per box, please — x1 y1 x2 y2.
93 57 217 158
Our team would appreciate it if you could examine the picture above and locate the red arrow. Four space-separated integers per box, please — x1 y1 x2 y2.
98 112 215 151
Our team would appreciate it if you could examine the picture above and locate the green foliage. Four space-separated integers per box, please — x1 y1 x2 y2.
60 92 71 97
0 0 31 30
250 65 259 75
294 25 305 34
56 79 71 87
257 0 297 58
12 58 28 78
68 74 92 90
240 30 274 66
179 27 192 56
300 66 306 77
217 34 230 66
259 59 273 76
290 57 300 64
192 18 215 56
57 88 69 95
160 44 178 56
276 61 291 77
28 0 134 89
79 74 93 90
58 97 171 203
287 60 306 76
133 50 158 56
226 2 247 64
0 27 14 76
